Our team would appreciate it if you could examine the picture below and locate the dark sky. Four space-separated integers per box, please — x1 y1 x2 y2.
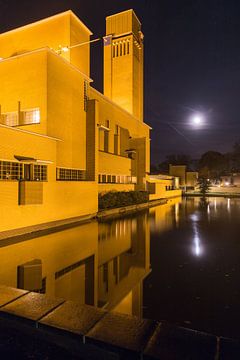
1 0 240 164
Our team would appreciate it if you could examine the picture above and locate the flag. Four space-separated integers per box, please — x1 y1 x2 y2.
103 35 112 46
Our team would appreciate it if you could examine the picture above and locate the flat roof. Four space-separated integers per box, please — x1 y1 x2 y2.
0 10 92 37
106 9 141 26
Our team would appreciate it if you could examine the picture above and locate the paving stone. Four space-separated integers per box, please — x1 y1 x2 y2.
86 311 157 358
143 323 217 360
0 285 28 307
39 301 107 340
219 336 240 360
0 292 64 324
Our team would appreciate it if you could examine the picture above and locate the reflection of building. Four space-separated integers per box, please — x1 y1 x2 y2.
149 197 182 232
169 165 198 189
0 222 99 305
0 10 152 232
0 212 151 317
98 214 150 317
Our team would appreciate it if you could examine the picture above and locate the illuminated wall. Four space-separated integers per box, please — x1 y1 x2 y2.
104 10 143 121
0 9 156 231
0 11 91 77
0 11 97 231
90 88 150 192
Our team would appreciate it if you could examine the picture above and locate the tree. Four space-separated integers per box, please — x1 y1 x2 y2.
229 141 240 171
158 154 191 172
198 151 228 179
197 178 211 197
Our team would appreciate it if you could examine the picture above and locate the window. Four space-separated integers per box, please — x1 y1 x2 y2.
1 112 18 127
33 165 47 181
127 40 130 54
0 161 23 180
102 175 106 183
56 167 86 181
21 108 40 125
1 108 40 127
98 173 135 184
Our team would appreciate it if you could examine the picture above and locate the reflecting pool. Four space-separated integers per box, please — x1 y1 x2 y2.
1 196 240 339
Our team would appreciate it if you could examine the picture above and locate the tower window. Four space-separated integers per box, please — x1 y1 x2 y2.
113 44 115 58
123 42 126 55
127 40 130 54
120 43 122 56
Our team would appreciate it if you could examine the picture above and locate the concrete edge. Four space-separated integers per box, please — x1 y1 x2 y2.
1 286 238 360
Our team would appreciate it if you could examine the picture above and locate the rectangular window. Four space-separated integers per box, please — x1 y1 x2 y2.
107 175 111 183
1 108 40 127
33 165 47 181
2 112 18 127
21 108 40 125
0 160 23 180
102 174 106 183
127 40 130 54
56 167 86 181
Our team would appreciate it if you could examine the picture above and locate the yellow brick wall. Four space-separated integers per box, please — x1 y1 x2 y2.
0 11 91 76
98 151 131 175
90 88 150 184
0 126 98 231
47 51 87 169
0 50 47 135
104 10 143 120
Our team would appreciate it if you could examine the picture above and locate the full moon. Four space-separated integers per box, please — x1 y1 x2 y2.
191 113 204 127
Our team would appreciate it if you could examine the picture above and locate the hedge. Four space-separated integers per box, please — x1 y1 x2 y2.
98 191 149 210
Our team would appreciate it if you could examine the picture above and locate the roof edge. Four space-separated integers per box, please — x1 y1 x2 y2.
0 10 92 38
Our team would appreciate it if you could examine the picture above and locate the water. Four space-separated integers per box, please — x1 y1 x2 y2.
1 196 240 339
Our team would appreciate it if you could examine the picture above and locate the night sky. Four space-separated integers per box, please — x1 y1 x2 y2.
1 0 240 164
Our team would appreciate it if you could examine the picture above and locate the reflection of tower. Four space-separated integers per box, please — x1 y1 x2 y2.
104 10 144 121
98 213 150 317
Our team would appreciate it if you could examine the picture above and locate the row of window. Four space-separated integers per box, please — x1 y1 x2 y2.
112 39 130 58
56 167 86 181
166 185 175 191
1 108 40 127
0 161 47 181
99 174 137 184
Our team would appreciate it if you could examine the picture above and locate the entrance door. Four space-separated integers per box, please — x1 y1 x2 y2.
24 164 31 181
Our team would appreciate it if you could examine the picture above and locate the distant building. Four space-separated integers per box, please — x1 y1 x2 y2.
147 174 180 200
221 173 240 187
169 165 198 189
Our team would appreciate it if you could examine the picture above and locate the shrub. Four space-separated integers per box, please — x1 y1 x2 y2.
98 191 149 210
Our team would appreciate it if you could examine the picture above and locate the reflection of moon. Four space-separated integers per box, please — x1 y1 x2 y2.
190 212 203 257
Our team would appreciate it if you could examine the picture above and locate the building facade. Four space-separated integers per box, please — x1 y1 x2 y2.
0 10 180 232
